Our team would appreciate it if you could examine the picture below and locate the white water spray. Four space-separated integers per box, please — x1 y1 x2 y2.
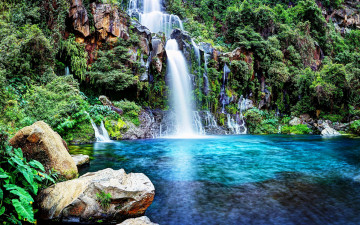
90 120 111 142
128 0 183 36
86 112 111 142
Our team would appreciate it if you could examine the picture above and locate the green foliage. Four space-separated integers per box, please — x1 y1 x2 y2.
113 100 141 126
244 108 279 134
96 191 112 210
321 114 343 122
0 129 56 224
350 120 360 135
58 35 88 80
0 24 53 84
281 124 311 134
87 39 140 93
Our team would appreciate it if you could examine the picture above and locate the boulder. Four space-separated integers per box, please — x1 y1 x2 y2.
321 123 341 136
9 121 78 179
38 168 155 223
289 117 301 126
117 216 158 225
71 154 90 167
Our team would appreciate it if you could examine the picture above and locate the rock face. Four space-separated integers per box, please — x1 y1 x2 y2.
71 154 90 167
9 121 78 179
90 3 129 41
326 1 360 31
69 0 90 37
117 216 158 225
38 168 155 223
151 36 166 73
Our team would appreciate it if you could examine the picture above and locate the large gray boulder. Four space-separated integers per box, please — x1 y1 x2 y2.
321 123 341 136
38 168 155 223
289 117 301 126
117 216 158 225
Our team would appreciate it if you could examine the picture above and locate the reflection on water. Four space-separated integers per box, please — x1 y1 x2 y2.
70 135 360 225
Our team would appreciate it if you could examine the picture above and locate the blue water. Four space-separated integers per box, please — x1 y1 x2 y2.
70 135 360 225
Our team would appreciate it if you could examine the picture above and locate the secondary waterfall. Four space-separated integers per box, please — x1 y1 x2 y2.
90 120 111 142
166 40 197 137
128 0 183 37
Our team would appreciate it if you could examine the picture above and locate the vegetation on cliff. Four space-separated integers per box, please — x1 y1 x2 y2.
0 0 359 138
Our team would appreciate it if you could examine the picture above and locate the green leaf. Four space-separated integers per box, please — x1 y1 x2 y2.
0 206 5 216
13 148 23 158
10 156 25 167
29 160 45 172
0 174 9 179
40 172 55 184
17 166 38 194
0 188 2 200
4 184 34 203
0 168 9 179
12 199 35 223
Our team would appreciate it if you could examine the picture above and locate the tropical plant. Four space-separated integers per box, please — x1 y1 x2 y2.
0 129 57 224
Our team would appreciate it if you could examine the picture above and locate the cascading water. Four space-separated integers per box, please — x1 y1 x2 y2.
86 112 111 142
193 111 205 135
65 66 70 76
90 120 111 142
128 0 183 37
166 39 197 137
128 0 206 137
204 111 218 128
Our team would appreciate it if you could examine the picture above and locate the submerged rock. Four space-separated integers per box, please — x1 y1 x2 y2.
71 154 90 167
38 168 155 223
9 121 78 179
117 216 158 225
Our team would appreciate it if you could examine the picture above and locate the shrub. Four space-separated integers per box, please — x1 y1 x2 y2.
350 120 360 135
281 124 311 135
0 129 57 224
113 100 141 126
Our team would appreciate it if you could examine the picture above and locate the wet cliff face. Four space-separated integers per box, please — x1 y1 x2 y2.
323 0 360 31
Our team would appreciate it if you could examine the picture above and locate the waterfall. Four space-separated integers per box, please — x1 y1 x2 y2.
227 114 241 135
204 111 218 128
65 66 70 76
166 39 198 137
86 111 111 142
193 111 205 135
191 39 201 66
129 0 205 137
128 0 183 36
90 120 111 142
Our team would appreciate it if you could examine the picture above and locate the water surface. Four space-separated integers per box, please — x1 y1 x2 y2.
70 135 360 225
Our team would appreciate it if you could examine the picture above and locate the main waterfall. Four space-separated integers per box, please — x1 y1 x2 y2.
128 0 204 137
166 40 197 137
